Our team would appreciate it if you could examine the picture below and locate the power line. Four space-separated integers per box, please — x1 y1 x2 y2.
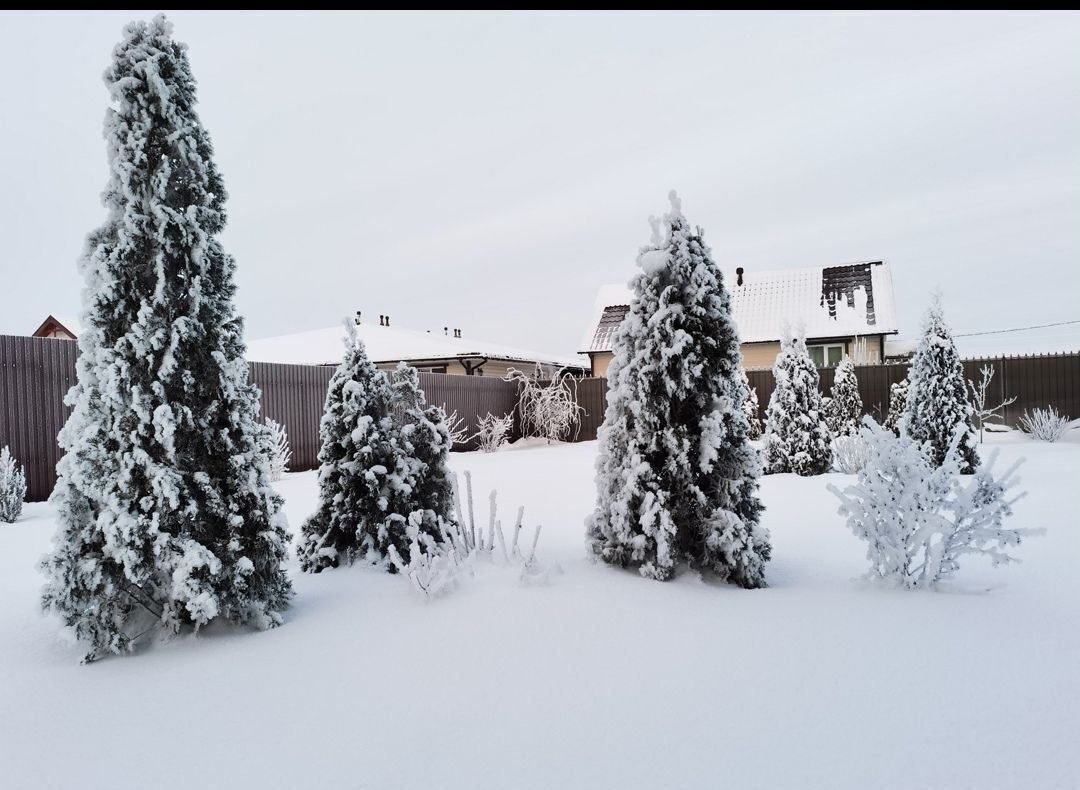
954 319 1080 338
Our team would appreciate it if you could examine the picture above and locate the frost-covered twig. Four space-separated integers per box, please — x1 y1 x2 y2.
505 366 585 444
444 409 470 447
966 366 1016 443
1019 406 1071 443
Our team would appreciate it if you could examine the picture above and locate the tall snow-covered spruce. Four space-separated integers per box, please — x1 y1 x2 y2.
586 192 769 587
762 327 833 475
41 16 291 660
903 297 979 473
737 367 762 439
297 327 457 573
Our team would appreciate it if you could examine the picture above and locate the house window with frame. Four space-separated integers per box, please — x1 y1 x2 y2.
415 365 448 374
808 343 845 368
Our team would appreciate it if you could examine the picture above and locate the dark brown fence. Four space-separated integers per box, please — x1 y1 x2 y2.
3 333 1077 502
746 353 1080 427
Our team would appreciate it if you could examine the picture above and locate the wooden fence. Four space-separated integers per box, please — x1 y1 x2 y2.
2 334 1077 502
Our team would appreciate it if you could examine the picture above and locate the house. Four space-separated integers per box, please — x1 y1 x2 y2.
247 313 587 377
580 261 899 375
32 315 82 340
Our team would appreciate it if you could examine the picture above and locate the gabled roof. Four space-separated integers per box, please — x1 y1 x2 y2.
32 314 83 339
248 321 586 370
580 261 898 352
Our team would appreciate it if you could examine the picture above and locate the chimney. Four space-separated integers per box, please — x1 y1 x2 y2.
444 326 448 336
385 315 390 327
736 267 744 286
354 310 362 325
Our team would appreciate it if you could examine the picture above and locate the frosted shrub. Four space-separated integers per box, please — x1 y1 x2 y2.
387 471 552 598
475 412 512 453
444 409 470 446
0 447 26 523
506 366 585 444
265 418 292 481
832 436 870 474
1019 407 1071 442
829 420 1041 589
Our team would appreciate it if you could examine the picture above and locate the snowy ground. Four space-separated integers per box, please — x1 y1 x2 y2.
2 432 1078 789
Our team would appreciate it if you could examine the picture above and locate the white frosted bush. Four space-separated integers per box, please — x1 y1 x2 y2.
1019 407 1071 443
829 419 1041 589
832 436 870 474
506 366 585 444
475 412 512 453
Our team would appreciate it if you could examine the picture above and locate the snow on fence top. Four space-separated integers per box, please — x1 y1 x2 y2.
581 261 899 352
247 321 586 370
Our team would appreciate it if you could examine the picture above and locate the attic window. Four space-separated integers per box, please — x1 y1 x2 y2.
591 305 629 351
821 263 877 326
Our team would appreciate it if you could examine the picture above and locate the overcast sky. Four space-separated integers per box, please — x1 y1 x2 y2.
2 11 1078 356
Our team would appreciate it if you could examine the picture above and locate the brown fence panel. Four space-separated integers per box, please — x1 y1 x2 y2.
3 333 1077 504
574 377 609 441
0 336 77 502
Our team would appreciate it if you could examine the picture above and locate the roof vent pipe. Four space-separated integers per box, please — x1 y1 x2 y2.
355 311 362 325
385 315 390 327
736 267 744 286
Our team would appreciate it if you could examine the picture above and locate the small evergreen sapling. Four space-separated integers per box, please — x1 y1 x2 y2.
265 418 292 481
737 367 762 439
297 321 399 572
883 378 908 436
762 327 833 476
830 419 1041 588
903 297 979 472
0 447 26 523
40 16 291 660
587 192 769 587
826 358 862 437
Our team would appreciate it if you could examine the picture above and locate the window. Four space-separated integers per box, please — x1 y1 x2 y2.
415 365 448 374
808 343 845 368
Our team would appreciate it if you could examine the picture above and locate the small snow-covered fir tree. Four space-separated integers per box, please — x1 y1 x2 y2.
297 322 399 573
737 368 762 439
762 327 833 475
41 16 291 659
386 363 458 557
0 447 26 523
265 418 291 481
903 297 979 473
830 419 1040 588
883 378 908 436
826 358 862 437
586 192 769 587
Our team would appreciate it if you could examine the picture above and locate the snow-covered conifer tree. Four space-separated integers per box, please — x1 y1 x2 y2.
387 363 457 554
762 327 833 475
40 16 291 659
902 297 979 472
826 358 862 437
586 192 769 587
297 322 399 572
883 378 908 436
0 447 26 523
737 368 762 439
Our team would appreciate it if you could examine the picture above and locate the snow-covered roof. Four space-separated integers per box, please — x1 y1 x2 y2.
248 321 586 370
580 261 899 352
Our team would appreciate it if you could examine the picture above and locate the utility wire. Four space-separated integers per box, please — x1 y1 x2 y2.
953 319 1080 338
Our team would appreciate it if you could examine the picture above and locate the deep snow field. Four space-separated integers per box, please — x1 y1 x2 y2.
1 432 1077 789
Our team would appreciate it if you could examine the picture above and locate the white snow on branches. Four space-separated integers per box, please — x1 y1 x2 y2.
829 419 1042 589
265 418 292 481
0 447 26 523
1019 407 1072 442
506 366 585 444
475 412 512 453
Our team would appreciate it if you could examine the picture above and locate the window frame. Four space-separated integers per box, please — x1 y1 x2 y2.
808 342 846 368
